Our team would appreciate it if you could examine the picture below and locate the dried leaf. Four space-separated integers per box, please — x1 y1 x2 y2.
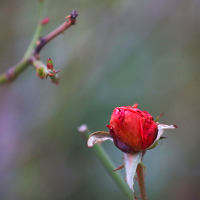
87 131 113 147
124 151 142 192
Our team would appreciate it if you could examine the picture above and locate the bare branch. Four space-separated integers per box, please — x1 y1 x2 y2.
33 10 78 55
0 8 78 85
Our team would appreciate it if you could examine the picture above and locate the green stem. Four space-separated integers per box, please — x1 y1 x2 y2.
79 125 134 200
0 1 44 85
23 0 44 59
0 74 7 84
0 59 29 84
136 163 147 200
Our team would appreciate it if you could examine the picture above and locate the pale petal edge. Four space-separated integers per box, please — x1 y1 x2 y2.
87 131 113 148
147 124 177 150
124 151 142 192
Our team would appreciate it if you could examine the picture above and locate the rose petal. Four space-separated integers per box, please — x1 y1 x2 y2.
124 151 142 192
87 131 113 147
147 124 177 150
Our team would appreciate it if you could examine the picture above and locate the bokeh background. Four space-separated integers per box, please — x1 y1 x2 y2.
0 0 200 199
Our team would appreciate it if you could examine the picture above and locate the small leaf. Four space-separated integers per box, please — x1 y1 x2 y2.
155 113 164 122
124 151 142 192
87 131 113 148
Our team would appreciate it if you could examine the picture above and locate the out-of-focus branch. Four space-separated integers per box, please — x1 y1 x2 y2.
33 10 78 55
0 0 44 84
0 1 78 85
0 59 30 84
23 0 44 59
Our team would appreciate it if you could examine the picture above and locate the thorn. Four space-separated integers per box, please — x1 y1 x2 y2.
134 193 138 200
174 124 178 128
113 164 124 171
132 103 138 108
55 70 61 74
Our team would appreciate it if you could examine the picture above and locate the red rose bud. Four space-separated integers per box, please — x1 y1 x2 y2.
47 58 53 70
41 17 50 25
106 104 158 153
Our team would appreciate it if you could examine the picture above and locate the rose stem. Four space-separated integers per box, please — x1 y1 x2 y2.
136 163 147 200
78 125 135 200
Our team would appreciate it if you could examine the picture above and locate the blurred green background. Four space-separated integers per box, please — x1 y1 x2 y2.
0 0 200 199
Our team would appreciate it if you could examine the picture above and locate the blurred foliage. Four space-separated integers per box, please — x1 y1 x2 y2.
0 0 200 199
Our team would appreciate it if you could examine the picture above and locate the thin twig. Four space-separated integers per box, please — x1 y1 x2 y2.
33 10 78 55
136 163 147 200
0 3 78 85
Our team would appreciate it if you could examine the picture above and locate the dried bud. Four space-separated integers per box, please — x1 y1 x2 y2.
106 104 158 153
70 10 78 20
41 17 50 25
65 10 78 21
